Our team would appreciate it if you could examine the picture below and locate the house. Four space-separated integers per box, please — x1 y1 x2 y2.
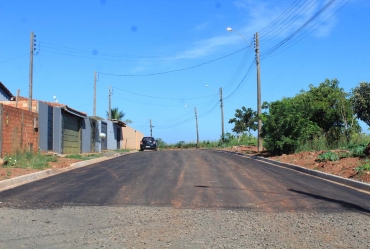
1 96 88 154
0 82 14 101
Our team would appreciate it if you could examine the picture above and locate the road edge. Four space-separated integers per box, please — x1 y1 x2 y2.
218 150 370 193
0 153 133 192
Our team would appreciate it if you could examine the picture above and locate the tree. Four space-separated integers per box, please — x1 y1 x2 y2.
155 138 166 148
261 98 321 154
228 106 257 136
106 107 125 120
106 107 133 124
301 79 359 144
261 79 359 154
351 82 370 127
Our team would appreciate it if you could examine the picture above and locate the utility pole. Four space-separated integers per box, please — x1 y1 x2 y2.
28 32 36 112
255 32 263 152
194 107 199 147
93 71 97 116
108 85 112 120
220 87 224 144
150 119 153 136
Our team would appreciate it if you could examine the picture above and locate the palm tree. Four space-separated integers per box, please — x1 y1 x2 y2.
106 107 125 120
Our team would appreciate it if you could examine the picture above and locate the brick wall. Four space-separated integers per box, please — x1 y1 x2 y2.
1 100 38 112
0 104 39 156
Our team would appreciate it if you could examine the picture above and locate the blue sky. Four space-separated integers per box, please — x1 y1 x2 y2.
1 0 369 144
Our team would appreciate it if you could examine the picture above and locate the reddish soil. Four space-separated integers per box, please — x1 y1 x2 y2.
0 158 82 181
225 145 370 184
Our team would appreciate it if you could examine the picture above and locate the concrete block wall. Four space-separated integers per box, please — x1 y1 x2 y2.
0 104 39 156
122 126 144 150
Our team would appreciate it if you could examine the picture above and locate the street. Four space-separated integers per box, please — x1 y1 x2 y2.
0 150 369 248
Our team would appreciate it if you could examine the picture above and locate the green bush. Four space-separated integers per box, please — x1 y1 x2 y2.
317 151 339 162
354 160 370 173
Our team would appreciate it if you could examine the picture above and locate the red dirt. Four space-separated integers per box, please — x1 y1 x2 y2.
0 158 82 181
224 145 370 184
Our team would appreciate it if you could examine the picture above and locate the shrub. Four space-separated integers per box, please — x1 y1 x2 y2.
317 151 339 162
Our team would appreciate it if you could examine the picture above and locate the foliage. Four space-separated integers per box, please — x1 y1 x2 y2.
228 106 257 135
351 82 370 127
3 151 57 170
261 79 359 154
261 97 321 154
106 107 125 120
317 151 340 162
155 138 167 148
354 160 370 173
65 153 103 160
349 145 366 157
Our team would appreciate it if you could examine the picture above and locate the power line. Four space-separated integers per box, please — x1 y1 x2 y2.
0 53 29 64
98 47 248 77
112 86 218 100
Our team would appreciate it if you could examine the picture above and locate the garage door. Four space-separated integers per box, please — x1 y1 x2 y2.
62 113 81 154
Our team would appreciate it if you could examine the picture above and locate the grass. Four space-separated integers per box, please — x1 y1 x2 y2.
3 150 57 170
354 160 370 174
65 153 103 160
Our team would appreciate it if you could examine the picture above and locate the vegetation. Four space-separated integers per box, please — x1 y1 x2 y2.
157 133 257 150
228 106 257 136
65 153 103 160
261 79 361 154
106 107 133 124
351 82 370 127
354 160 370 173
3 150 57 170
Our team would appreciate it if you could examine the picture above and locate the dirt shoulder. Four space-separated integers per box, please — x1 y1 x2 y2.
223 145 370 184
0 157 83 181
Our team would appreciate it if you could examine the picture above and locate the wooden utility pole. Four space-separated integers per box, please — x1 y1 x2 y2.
220 87 224 143
150 119 153 136
255 32 263 152
28 32 35 112
108 85 112 120
194 107 199 147
93 71 97 116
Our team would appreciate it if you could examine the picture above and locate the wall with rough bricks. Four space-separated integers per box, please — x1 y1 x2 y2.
0 104 39 156
1 100 38 112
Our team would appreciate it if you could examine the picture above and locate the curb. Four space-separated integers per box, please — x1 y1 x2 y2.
0 153 132 192
218 150 370 193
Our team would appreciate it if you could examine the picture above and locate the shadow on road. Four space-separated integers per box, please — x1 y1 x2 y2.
288 189 370 214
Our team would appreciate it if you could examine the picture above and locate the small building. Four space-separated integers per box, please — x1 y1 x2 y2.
0 82 14 101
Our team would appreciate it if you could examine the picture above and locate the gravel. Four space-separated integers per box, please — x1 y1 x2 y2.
0 206 369 248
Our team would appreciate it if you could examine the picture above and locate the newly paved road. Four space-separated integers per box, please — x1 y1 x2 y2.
0 150 369 213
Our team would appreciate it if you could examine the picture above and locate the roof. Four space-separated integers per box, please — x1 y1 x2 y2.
0 82 14 99
15 96 87 117
112 119 127 127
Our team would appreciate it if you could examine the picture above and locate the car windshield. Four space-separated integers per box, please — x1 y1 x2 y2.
143 137 154 142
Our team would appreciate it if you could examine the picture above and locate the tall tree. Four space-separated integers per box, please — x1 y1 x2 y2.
351 82 370 127
228 106 257 135
106 107 125 120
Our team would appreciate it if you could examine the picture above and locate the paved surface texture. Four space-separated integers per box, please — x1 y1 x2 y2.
0 150 369 212
0 150 369 248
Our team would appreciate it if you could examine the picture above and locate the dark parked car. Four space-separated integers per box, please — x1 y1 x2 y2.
140 137 158 151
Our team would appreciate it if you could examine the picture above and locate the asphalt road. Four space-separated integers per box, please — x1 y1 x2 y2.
0 149 369 213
